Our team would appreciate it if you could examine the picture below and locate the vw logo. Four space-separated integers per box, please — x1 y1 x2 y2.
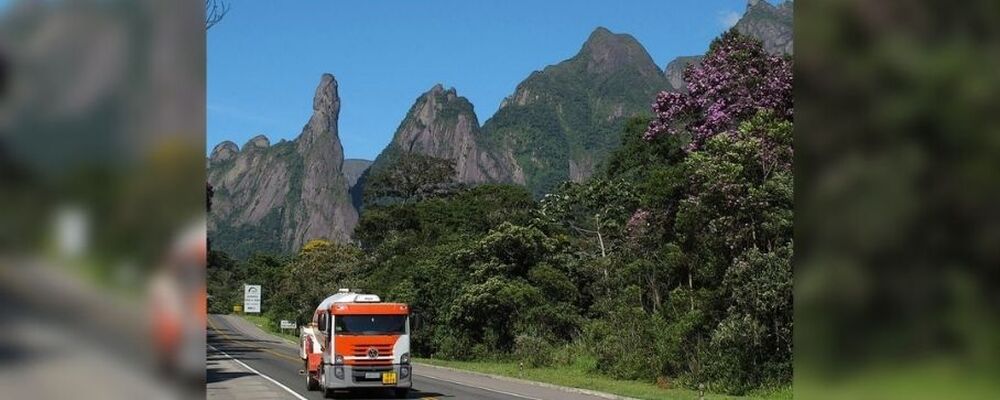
367 347 379 359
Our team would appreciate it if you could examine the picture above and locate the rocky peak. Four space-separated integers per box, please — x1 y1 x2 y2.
409 84 471 129
207 73 356 258
313 73 340 115
245 134 270 149
299 73 342 153
394 84 477 152
210 140 239 163
735 0 794 55
369 83 521 186
579 27 661 78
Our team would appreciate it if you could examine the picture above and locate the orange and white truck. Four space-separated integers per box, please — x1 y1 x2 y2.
301 289 412 398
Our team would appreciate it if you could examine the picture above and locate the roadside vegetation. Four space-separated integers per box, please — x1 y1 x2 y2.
208 30 792 397
236 314 299 343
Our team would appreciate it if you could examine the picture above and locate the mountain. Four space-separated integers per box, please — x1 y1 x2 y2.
367 84 522 184
664 55 704 91
737 0 793 55
662 1 793 92
207 74 357 258
479 27 670 195
342 159 372 188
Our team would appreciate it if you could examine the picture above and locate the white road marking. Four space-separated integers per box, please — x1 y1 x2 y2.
208 344 309 400
417 372 543 400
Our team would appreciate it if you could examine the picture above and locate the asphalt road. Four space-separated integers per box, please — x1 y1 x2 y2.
207 314 620 400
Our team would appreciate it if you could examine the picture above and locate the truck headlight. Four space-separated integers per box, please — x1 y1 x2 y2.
400 365 410 378
334 354 344 365
334 366 344 379
400 352 410 365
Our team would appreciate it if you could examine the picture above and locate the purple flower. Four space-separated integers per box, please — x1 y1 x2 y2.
645 31 793 151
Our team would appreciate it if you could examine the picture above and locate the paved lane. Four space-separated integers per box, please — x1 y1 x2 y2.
207 314 626 400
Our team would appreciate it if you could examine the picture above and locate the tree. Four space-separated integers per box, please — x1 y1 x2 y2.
538 179 637 263
205 0 230 30
644 29 793 150
676 112 793 393
268 240 365 323
364 153 458 205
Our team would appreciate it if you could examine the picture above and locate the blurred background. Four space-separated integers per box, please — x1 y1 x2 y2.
0 0 204 399
796 0 1000 399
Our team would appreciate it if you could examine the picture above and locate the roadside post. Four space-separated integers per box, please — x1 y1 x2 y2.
280 319 297 336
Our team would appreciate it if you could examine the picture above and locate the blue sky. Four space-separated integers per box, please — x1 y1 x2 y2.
208 0 761 160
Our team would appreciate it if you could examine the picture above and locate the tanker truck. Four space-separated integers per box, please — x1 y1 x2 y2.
300 289 411 398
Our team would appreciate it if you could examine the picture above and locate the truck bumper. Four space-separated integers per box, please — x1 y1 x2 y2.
322 364 412 389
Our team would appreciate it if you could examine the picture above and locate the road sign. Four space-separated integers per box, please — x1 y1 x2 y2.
280 320 297 329
244 285 261 313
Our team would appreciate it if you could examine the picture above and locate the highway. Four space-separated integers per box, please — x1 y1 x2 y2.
207 314 622 400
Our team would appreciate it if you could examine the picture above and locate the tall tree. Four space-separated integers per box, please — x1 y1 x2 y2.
644 29 793 151
364 153 458 205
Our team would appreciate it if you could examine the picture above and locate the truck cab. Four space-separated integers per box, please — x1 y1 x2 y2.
301 289 411 398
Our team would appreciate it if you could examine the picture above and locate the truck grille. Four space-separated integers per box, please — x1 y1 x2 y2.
351 343 393 365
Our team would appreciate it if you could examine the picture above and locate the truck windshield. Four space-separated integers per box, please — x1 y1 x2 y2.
334 315 407 335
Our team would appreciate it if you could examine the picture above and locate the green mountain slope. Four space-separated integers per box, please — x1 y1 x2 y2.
480 27 669 195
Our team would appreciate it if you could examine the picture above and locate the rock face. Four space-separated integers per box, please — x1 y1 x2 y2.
735 0 794 55
480 27 670 195
368 84 522 185
663 55 704 91
207 74 357 258
342 159 372 188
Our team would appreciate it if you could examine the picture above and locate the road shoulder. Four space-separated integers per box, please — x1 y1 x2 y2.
415 362 639 400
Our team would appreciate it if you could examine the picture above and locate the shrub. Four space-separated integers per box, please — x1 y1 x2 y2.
513 334 556 367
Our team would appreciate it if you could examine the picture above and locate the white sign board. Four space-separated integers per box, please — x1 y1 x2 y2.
280 320 297 329
244 285 261 313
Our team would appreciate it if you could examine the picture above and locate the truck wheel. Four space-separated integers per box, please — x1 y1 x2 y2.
306 372 319 391
394 388 410 398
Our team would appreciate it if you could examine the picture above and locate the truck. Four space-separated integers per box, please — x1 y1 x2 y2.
300 289 412 398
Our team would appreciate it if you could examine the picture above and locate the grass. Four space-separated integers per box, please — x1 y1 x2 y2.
236 313 300 343
415 357 789 400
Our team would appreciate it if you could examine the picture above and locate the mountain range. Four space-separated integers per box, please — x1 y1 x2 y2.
207 0 793 258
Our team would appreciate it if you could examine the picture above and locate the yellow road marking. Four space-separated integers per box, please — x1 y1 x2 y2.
208 316 302 363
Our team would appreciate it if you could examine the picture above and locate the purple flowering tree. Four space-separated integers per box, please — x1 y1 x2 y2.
645 30 793 150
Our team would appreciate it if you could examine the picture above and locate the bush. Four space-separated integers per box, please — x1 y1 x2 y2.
433 334 474 360
582 289 660 381
513 334 556 367
550 341 591 368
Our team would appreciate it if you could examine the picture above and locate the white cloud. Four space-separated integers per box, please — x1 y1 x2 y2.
719 10 742 29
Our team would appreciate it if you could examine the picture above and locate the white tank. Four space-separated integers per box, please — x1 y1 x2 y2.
315 289 381 311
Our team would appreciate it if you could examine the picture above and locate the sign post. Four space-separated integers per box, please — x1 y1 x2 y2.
280 320 297 335
244 284 261 313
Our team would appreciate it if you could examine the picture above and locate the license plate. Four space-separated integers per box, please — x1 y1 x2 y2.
365 372 380 379
382 372 397 385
